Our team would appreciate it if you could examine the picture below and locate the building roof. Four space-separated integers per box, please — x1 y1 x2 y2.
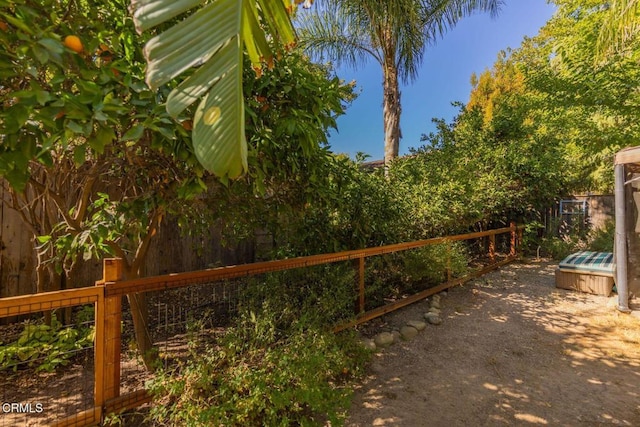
615 146 640 165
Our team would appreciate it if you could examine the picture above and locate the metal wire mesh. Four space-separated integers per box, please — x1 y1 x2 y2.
117 263 359 396
0 227 520 426
116 231 519 395
0 305 96 427
118 277 252 396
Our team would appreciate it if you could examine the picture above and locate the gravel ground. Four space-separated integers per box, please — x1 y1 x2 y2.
347 258 640 427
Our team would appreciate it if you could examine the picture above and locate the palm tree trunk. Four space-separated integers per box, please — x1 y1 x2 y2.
383 61 401 169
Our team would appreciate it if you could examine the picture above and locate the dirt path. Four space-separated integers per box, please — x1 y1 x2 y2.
347 259 640 426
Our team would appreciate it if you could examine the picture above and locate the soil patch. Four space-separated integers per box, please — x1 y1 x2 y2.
347 258 640 426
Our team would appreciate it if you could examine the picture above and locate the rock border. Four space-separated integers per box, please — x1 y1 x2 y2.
363 291 447 351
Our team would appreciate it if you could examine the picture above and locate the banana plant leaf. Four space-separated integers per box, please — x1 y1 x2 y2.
130 0 297 179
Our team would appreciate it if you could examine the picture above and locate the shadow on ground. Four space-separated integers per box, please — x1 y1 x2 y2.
347 259 640 426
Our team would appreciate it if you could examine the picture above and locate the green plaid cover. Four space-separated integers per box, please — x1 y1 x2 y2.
558 251 614 276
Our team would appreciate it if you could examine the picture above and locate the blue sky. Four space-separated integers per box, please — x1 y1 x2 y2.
325 1 557 160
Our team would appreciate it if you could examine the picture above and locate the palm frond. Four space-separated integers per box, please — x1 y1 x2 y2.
297 2 383 68
402 0 503 82
421 0 503 44
597 0 640 57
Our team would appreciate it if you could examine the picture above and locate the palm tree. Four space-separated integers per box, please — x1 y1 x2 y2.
298 0 502 166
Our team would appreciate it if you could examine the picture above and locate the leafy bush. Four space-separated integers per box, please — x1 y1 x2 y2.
363 254 406 310
536 236 583 260
240 264 357 330
361 244 469 310
0 308 94 372
523 219 615 260
147 316 370 426
146 261 372 426
403 243 469 285
587 220 615 252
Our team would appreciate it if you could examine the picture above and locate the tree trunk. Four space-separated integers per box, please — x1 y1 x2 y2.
126 291 155 370
124 210 164 372
35 253 52 325
383 60 402 170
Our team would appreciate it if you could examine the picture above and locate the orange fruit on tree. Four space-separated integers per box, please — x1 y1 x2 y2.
64 35 84 53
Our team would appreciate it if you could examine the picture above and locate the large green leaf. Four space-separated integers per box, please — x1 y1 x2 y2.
131 0 297 179
192 35 247 178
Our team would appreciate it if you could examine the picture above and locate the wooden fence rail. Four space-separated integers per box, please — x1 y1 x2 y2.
0 223 522 426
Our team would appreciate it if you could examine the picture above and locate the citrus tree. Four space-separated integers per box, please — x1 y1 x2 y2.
0 0 206 368
0 0 356 369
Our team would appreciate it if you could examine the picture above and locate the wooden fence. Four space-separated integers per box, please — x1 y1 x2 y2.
0 186 259 303
0 224 522 426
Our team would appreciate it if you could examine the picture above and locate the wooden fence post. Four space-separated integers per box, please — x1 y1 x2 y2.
488 234 496 263
353 257 365 314
517 227 523 257
510 222 516 257
446 242 452 282
97 258 123 409
94 281 105 418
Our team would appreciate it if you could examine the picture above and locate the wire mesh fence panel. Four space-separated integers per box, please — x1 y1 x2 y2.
359 233 518 316
91 226 522 417
240 263 357 326
117 262 360 398
118 277 251 396
0 305 96 427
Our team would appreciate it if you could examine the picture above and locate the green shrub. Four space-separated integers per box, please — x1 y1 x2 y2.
146 261 373 426
403 243 469 285
363 254 406 309
0 308 94 372
359 244 470 311
240 264 356 331
523 219 615 260
537 235 583 260
147 318 370 426
587 220 615 252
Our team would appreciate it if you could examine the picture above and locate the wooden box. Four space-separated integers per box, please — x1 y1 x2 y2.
555 269 614 296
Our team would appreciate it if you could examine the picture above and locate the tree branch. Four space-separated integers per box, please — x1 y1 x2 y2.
73 174 97 224
104 240 132 272
130 208 164 277
28 177 82 232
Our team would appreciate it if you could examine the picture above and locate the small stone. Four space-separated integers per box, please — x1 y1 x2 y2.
428 307 441 315
400 325 419 340
407 320 427 331
424 313 443 325
431 299 441 309
392 330 401 342
432 294 441 303
440 291 448 297
374 332 395 348
360 338 376 350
